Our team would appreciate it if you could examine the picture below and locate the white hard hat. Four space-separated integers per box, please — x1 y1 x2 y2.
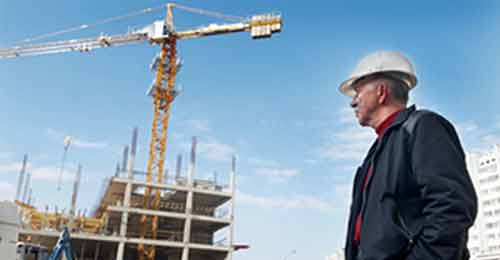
339 50 417 97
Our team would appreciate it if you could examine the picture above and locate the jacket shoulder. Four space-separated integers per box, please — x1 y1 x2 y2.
403 109 450 135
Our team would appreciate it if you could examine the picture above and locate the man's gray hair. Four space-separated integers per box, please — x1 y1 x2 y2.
353 72 410 105
378 74 409 105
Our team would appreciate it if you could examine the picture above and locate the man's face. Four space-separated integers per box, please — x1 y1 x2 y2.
350 78 380 127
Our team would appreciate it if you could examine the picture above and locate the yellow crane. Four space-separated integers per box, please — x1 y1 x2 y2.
1 3 281 260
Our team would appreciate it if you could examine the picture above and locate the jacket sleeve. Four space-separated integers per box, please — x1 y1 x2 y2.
409 113 478 260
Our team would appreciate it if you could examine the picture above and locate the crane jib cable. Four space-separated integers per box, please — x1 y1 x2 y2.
5 4 166 46
171 3 245 22
4 3 246 47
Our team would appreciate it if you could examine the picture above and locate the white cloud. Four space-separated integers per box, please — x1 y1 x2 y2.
247 157 298 183
0 181 15 201
334 182 353 205
337 107 356 124
454 120 500 152
0 160 74 183
304 158 319 164
32 165 74 182
247 157 279 167
322 145 364 161
71 139 107 149
255 167 298 183
182 119 211 132
481 134 500 146
238 191 337 214
333 128 374 142
197 137 236 162
0 162 23 172
46 128 108 149
322 127 374 162
456 121 480 139
318 107 375 163
0 152 12 159
333 164 358 173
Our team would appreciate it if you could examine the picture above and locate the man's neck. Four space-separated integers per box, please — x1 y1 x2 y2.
371 105 405 130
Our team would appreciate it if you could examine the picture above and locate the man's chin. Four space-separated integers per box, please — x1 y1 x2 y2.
357 119 368 127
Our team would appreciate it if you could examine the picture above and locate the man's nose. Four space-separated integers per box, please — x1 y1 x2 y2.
350 97 358 108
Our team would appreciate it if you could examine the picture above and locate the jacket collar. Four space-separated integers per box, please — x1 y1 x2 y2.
384 105 416 133
362 105 417 166
364 105 416 165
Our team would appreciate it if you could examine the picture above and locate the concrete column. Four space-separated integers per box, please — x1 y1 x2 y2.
188 137 197 184
94 242 101 260
182 189 193 260
15 154 28 201
127 128 138 180
115 163 121 177
27 188 32 205
182 137 196 260
70 165 82 218
122 145 129 176
175 154 182 180
80 241 86 260
116 128 138 260
226 156 237 260
22 172 31 203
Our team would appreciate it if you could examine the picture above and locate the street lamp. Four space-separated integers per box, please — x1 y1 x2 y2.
57 136 72 191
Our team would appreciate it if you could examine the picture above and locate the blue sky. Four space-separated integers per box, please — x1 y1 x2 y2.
1 1 500 260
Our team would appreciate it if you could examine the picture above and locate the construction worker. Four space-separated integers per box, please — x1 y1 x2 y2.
340 51 477 260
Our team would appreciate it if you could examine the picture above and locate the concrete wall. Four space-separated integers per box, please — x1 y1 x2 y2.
0 201 20 260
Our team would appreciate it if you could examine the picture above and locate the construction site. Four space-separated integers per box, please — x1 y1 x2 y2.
0 2 281 260
3 132 238 260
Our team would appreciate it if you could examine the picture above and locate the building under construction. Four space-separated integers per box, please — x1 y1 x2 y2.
0 3 281 259
4 129 238 260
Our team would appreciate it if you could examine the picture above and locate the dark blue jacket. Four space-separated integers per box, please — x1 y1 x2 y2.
345 105 477 260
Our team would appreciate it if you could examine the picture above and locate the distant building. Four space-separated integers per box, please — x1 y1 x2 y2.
467 145 500 260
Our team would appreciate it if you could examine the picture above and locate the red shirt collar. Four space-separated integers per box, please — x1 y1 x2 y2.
375 110 402 137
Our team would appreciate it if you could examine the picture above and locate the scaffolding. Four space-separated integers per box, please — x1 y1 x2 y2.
14 129 237 260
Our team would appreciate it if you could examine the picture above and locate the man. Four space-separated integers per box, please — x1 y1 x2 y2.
340 51 477 260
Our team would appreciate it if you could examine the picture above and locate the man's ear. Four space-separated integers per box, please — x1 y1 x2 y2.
377 83 388 104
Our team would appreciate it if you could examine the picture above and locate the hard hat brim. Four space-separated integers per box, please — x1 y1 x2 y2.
339 78 357 98
338 71 417 98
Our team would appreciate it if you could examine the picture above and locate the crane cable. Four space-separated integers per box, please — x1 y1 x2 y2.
171 3 245 23
6 4 166 46
3 3 245 47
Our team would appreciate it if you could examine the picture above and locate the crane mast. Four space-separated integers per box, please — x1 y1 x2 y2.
138 37 178 260
137 5 178 259
0 3 281 260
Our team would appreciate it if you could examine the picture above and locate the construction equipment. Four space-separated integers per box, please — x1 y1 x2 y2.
0 3 281 59
47 227 76 260
1 3 281 260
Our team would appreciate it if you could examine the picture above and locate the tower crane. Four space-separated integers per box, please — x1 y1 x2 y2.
0 3 281 260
